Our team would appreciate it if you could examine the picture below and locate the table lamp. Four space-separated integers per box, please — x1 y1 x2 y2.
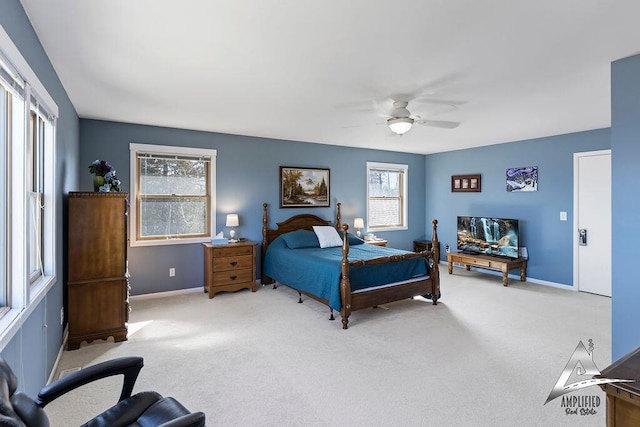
354 217 364 237
226 214 239 242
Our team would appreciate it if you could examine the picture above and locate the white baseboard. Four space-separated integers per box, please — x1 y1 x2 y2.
131 280 264 301
130 286 203 301
443 261 575 290
525 277 576 291
48 325 68 384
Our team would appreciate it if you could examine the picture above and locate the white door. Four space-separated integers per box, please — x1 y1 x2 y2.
573 150 611 296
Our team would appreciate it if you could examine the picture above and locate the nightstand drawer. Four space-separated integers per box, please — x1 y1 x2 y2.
213 268 254 286
212 245 254 257
213 255 253 272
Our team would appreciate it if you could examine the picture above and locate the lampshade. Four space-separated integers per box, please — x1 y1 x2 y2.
354 218 364 229
226 214 239 227
387 117 413 135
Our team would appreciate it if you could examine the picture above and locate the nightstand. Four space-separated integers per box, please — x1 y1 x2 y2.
202 241 257 299
597 346 640 426
365 239 387 247
413 240 440 254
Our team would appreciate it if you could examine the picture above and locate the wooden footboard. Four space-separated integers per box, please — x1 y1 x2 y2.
262 202 440 329
338 219 440 329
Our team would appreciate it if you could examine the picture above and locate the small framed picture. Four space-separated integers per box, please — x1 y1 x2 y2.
452 174 481 193
506 166 538 192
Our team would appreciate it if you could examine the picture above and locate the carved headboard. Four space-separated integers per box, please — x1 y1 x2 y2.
262 202 343 246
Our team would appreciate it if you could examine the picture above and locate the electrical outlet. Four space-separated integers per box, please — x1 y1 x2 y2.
60 307 64 325
169 268 176 277
560 211 567 221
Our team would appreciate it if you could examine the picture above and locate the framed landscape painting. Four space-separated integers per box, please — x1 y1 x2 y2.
280 166 330 208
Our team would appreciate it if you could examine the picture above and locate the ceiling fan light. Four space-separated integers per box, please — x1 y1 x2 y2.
388 117 413 135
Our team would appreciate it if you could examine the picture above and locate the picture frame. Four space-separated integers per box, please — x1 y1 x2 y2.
451 174 481 193
280 166 330 208
506 166 538 192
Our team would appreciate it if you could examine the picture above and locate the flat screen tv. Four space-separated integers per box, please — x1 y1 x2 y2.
457 216 519 259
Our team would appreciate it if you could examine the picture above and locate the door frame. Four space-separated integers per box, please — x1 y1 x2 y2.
572 149 611 292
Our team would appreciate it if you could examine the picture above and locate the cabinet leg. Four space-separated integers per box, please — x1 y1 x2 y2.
502 272 509 286
448 262 453 274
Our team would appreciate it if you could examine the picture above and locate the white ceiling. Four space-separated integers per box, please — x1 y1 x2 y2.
19 0 640 155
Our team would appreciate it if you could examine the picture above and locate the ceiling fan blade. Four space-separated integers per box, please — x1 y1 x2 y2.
412 97 467 106
371 99 393 118
416 119 460 129
342 120 388 129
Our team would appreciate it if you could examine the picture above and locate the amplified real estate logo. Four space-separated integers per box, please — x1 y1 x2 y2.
545 339 634 416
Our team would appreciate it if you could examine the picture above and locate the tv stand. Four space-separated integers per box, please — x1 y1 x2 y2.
447 252 527 286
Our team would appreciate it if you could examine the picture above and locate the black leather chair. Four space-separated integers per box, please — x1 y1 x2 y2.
0 355 205 426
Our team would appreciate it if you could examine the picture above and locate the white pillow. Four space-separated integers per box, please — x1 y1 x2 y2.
312 226 344 248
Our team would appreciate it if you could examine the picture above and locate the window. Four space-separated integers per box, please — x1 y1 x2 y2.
0 85 8 309
28 109 45 283
0 25 58 337
366 162 408 232
130 143 217 246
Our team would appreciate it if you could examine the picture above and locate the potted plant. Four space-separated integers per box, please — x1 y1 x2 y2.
88 160 122 192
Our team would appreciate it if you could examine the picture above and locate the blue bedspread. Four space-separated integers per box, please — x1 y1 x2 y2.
263 236 429 311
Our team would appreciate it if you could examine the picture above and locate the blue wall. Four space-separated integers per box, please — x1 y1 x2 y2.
0 0 79 396
611 55 640 360
425 129 610 285
79 119 427 295
83 118 613 295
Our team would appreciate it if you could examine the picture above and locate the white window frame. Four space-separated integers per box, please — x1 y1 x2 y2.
129 143 217 247
366 161 408 232
0 25 57 348
28 108 46 284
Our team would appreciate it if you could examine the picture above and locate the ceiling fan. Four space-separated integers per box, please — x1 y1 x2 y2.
383 100 460 135
362 99 460 135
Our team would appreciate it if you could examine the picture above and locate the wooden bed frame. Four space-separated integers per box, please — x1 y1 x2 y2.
261 202 440 329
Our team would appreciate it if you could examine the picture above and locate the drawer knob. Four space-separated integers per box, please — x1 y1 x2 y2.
230 275 237 280
230 261 238 266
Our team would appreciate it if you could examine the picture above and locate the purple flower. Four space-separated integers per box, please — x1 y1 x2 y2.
88 159 115 177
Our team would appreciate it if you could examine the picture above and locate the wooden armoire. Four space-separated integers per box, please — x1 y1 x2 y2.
67 192 129 350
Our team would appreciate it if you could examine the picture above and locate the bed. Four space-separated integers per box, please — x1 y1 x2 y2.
261 202 440 329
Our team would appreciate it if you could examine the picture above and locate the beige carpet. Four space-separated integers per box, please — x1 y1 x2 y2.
46 268 611 426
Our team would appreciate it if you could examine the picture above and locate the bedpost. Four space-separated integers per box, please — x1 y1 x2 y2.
262 203 268 260
336 202 342 230
262 203 274 286
429 219 440 305
339 223 352 329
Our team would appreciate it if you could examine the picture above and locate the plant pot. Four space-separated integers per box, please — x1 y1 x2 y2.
93 175 105 191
